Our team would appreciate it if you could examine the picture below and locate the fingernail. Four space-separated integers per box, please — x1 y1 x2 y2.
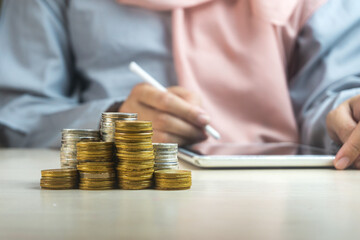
335 157 350 170
197 114 210 125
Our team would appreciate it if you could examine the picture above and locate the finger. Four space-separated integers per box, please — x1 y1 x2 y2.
349 95 360 121
334 123 360 170
168 86 202 106
123 97 207 141
353 156 360 169
152 112 208 141
326 103 357 144
135 83 210 127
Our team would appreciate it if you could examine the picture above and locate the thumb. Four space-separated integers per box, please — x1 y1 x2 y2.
334 123 360 169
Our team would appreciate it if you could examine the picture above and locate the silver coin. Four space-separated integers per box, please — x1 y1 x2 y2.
101 112 137 118
154 165 179 171
153 143 178 149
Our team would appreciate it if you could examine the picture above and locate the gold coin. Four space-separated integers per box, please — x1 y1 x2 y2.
156 178 191 183
118 180 152 190
40 181 77 187
80 172 116 179
117 152 153 157
117 167 154 174
117 165 154 172
41 169 78 177
120 174 153 181
117 149 153 154
117 154 154 160
119 170 154 176
116 148 154 153
41 186 77 190
155 186 191 190
115 120 152 127
117 162 154 168
77 162 115 167
77 165 115 172
40 182 77 189
77 157 113 162
41 177 77 182
77 149 113 154
115 126 153 131
114 139 153 144
116 142 153 146
154 170 191 178
79 186 115 190
156 181 191 187
77 154 113 158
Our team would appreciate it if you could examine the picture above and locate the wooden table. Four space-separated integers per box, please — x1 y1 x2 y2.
0 149 359 240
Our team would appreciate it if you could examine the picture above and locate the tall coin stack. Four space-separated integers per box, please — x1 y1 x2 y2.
115 121 155 190
100 112 137 142
40 169 78 190
60 129 100 169
154 170 192 190
153 143 179 170
76 142 116 190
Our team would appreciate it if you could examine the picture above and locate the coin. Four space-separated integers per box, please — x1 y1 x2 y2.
60 129 100 169
40 168 78 190
100 112 138 142
114 120 155 189
153 143 179 171
155 170 191 178
118 179 153 190
154 169 192 190
76 141 116 190
41 169 78 177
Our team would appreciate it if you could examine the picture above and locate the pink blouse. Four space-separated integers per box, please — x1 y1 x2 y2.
118 0 327 144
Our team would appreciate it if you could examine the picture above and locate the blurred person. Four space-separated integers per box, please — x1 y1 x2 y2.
1 0 360 170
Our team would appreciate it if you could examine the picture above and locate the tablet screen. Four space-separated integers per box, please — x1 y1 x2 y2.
184 142 330 156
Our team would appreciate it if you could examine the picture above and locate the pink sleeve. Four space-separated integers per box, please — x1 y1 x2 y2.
117 0 214 10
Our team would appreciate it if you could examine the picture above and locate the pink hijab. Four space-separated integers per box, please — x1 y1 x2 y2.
118 0 327 144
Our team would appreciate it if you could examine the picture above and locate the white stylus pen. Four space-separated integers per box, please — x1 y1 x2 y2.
129 61 221 140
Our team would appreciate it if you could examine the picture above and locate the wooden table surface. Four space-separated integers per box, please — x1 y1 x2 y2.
0 148 359 240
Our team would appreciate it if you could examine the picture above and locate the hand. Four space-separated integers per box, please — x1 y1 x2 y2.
119 83 209 146
326 95 360 169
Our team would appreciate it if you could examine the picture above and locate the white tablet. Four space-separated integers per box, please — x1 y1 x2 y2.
178 142 335 168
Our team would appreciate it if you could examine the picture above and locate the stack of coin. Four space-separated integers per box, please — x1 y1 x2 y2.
100 112 137 142
115 121 154 190
153 143 179 170
60 129 100 169
76 142 116 190
154 170 192 190
40 169 78 190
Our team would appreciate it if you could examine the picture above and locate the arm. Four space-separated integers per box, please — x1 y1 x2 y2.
289 0 360 165
0 0 116 148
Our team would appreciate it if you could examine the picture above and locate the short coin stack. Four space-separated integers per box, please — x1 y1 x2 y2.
60 129 100 169
40 169 78 190
115 121 154 190
153 143 179 170
76 142 116 190
154 170 192 190
100 112 137 142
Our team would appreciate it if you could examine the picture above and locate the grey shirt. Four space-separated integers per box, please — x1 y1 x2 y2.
1 0 360 150
0 0 176 147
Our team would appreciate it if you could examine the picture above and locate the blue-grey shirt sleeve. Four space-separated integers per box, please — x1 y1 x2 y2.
289 0 360 153
0 0 116 148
